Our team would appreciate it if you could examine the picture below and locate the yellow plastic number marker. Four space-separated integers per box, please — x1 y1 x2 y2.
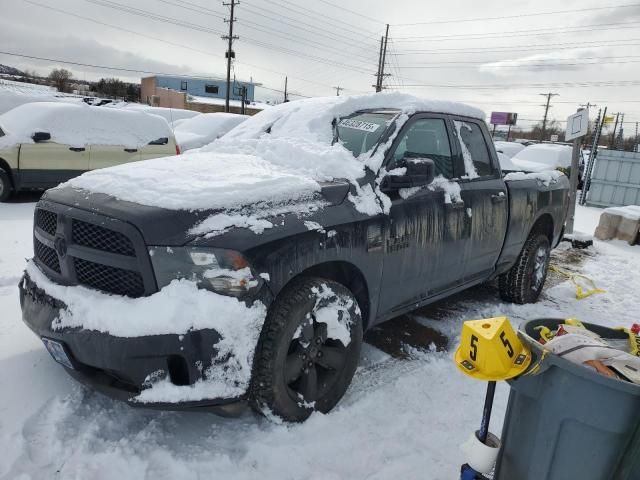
455 317 532 381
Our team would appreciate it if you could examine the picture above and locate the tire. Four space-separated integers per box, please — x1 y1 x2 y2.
250 277 363 422
498 232 551 304
0 169 11 202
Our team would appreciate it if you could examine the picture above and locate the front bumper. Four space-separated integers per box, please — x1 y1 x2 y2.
19 274 247 415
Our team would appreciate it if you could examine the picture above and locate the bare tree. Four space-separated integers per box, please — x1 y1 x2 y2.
48 68 73 93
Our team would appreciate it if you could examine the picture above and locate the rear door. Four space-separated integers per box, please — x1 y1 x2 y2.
89 145 140 170
138 136 177 160
377 114 469 316
19 142 89 188
452 118 508 282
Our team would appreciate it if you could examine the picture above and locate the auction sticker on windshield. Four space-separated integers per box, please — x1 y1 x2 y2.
338 119 381 132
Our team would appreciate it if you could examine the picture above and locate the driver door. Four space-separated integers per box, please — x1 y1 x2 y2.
377 115 469 317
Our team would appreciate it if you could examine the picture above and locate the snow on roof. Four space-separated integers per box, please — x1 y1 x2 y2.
63 93 484 216
223 92 484 145
0 102 173 149
494 141 525 158
187 95 270 110
174 112 248 151
511 143 572 171
121 104 201 123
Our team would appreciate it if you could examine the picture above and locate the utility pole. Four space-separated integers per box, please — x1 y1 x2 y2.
283 76 288 102
616 113 625 150
635 122 639 152
610 112 620 148
379 24 390 91
374 25 390 92
539 92 558 141
334 86 342 96
374 36 383 91
222 0 239 113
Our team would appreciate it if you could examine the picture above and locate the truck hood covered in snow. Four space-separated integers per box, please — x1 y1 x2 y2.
58 93 484 220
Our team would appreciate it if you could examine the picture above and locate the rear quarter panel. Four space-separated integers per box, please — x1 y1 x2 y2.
497 174 569 274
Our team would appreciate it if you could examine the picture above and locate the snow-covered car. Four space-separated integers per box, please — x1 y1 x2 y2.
509 143 582 185
0 102 179 201
494 141 525 158
174 112 248 151
20 94 569 421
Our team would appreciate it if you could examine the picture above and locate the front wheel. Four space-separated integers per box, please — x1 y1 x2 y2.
498 233 551 304
0 169 11 202
250 277 363 422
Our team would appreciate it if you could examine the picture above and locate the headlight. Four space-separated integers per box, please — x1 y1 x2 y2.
149 246 262 297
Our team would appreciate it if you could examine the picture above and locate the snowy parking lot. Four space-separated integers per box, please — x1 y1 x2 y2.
1 194 639 479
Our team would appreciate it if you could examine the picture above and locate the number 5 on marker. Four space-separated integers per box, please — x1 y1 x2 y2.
500 331 514 358
470 334 478 361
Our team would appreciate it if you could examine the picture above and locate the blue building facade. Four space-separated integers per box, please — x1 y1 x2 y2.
152 76 255 102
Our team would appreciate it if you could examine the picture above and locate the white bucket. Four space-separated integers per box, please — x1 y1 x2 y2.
460 431 501 474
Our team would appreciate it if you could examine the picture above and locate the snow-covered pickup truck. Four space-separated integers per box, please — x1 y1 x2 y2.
20 94 569 421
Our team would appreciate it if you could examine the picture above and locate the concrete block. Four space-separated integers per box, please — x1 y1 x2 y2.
594 212 622 241
617 217 640 245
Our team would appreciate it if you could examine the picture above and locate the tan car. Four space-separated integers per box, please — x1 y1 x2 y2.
0 102 179 201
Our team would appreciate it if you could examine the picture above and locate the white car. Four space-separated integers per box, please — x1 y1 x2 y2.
174 112 248 151
510 144 572 172
494 141 525 158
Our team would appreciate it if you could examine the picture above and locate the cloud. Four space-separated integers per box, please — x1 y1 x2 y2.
479 49 604 75
0 22 207 82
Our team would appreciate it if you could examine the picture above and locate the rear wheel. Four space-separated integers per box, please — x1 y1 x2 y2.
498 232 551 304
0 169 11 202
250 277 362 422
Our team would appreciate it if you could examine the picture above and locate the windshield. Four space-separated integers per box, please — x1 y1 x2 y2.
335 111 396 157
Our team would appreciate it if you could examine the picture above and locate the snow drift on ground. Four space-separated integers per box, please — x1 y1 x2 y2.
61 93 484 219
175 112 248 151
0 102 173 149
3 199 640 479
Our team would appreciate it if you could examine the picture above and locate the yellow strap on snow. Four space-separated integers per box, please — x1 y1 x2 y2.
549 265 606 300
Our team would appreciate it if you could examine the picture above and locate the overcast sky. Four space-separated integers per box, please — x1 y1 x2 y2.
2 0 639 135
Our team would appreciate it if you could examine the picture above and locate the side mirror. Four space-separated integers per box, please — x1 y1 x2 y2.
383 158 435 190
32 131 51 143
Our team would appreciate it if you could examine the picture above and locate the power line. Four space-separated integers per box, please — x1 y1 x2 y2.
24 0 364 94
392 3 640 26
315 0 384 26
397 55 640 66
393 21 640 42
393 37 640 55
391 80 640 90
397 59 640 70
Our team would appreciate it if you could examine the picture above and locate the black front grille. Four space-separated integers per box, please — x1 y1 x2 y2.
33 203 152 298
72 220 136 257
34 238 60 273
74 258 145 297
36 209 57 236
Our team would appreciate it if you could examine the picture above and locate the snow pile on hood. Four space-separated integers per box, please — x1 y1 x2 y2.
504 170 565 186
0 102 172 149
175 112 247 151
25 260 267 401
62 93 483 216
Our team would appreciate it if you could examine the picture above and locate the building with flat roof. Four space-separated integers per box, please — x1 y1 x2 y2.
141 75 266 115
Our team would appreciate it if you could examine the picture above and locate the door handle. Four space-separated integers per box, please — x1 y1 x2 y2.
491 193 507 203
124 148 138 153
69 147 85 152
446 201 465 210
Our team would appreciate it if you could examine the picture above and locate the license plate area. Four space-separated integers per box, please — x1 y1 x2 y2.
42 337 75 370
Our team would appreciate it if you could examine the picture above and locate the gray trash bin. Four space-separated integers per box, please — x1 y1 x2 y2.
494 319 640 480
